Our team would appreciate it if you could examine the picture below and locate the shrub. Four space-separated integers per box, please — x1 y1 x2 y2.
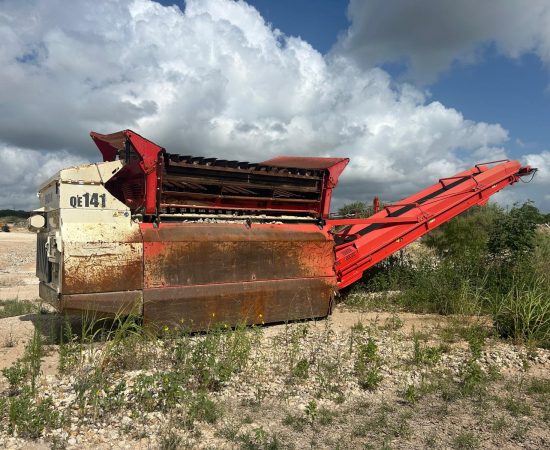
7 389 62 438
488 202 541 262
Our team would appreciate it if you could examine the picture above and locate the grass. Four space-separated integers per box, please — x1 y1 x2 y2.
0 299 37 319
490 276 550 348
452 431 480 449
1 328 62 438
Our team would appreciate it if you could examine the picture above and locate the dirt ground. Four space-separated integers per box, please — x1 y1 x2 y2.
0 231 39 301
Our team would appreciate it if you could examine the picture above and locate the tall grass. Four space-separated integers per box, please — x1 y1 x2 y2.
490 277 550 348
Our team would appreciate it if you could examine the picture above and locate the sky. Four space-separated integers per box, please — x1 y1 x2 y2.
0 0 548 211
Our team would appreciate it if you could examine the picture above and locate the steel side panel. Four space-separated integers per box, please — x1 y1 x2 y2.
60 223 143 295
62 242 143 294
142 223 336 288
143 278 335 330
61 290 143 316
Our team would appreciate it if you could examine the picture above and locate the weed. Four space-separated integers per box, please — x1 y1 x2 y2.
464 326 489 360
189 323 255 391
238 426 286 450
526 377 550 395
353 402 410 442
353 335 383 391
282 412 307 432
304 399 317 425
402 384 418 404
412 332 447 366
2 361 28 394
25 327 43 395
504 396 532 417
187 392 221 425
3 328 17 347
57 318 80 374
0 299 37 318
73 367 105 416
452 431 480 449
382 314 404 331
510 420 529 442
2 327 43 397
460 360 486 397
132 373 159 412
217 421 240 441
317 407 336 426
7 388 62 438
291 358 310 381
159 427 183 450
491 416 508 433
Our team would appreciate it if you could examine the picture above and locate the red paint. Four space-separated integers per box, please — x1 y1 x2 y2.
91 130 164 214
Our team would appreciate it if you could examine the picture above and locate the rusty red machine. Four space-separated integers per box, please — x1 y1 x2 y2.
31 130 535 329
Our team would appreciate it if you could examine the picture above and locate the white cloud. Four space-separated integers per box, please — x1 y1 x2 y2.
0 145 84 210
0 0 546 211
335 0 550 83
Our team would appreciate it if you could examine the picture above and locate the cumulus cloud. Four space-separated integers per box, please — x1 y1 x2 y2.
0 145 83 209
0 0 546 211
335 0 550 82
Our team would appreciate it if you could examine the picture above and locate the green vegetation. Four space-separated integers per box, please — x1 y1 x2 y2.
0 299 38 319
343 201 550 348
0 209 29 219
1 328 62 438
352 332 383 390
337 201 374 218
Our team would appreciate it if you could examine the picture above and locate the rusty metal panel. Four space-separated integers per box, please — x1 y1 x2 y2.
61 290 143 316
142 223 335 288
143 278 335 330
60 222 143 295
62 241 143 294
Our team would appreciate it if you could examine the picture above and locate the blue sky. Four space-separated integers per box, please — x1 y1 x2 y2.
427 49 550 160
1 0 548 210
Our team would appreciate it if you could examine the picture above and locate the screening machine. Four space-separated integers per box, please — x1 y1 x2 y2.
29 130 535 329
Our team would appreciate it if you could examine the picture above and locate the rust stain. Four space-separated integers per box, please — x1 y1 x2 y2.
142 223 336 289
62 242 143 294
143 278 335 331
